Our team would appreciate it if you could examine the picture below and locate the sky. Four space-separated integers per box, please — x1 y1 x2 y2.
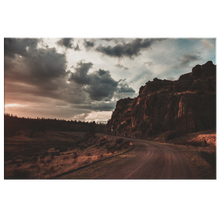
4 38 216 122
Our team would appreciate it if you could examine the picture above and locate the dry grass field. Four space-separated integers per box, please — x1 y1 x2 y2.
4 130 132 179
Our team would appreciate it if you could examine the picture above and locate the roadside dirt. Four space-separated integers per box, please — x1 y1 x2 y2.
151 129 216 179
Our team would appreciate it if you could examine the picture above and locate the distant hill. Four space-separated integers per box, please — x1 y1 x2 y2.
105 61 216 138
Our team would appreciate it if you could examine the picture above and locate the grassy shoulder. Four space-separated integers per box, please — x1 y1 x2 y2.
4 131 133 179
56 152 136 179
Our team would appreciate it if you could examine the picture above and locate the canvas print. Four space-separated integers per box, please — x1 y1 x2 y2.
4 38 216 179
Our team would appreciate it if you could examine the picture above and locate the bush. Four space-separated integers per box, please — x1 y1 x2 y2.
187 141 202 147
72 152 78 159
146 129 152 138
98 154 104 159
120 140 131 149
164 130 180 141
116 138 124 144
108 148 115 154
115 145 122 151
63 155 70 160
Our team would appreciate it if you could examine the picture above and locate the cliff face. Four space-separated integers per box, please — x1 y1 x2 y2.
105 61 216 138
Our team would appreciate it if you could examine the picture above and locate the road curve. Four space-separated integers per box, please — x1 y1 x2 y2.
95 135 200 179
58 135 200 179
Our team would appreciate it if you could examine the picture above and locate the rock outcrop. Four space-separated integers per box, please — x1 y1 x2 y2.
105 61 216 138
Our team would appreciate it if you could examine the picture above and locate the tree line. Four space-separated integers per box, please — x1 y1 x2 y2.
4 113 106 137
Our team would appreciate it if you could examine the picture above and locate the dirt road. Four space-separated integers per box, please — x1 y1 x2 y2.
58 136 200 179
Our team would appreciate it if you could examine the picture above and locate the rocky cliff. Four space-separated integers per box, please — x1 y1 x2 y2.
105 61 216 138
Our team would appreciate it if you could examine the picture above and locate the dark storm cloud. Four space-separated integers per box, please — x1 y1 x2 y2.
5 42 68 85
84 71 118 101
83 39 95 50
4 38 136 118
96 38 165 58
4 38 40 58
4 38 89 105
69 61 119 101
56 38 74 49
56 38 80 51
68 61 93 84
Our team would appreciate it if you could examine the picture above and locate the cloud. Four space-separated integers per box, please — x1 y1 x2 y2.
4 38 41 58
74 43 80 51
68 61 135 101
56 38 80 51
201 39 215 48
84 111 112 122
83 39 95 50
56 38 74 49
117 80 135 94
4 39 136 115
115 63 128 70
69 61 118 101
72 110 113 122
5 46 68 86
84 70 118 101
174 52 201 69
68 61 93 84
144 61 153 66
96 38 165 58
4 38 90 107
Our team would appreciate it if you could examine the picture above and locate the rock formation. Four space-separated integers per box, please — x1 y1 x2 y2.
105 61 216 138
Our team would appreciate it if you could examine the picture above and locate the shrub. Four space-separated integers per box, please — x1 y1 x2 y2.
108 148 115 154
187 141 202 147
98 154 103 159
72 152 78 159
63 155 70 160
49 165 56 172
30 164 37 169
146 129 152 137
119 140 131 149
59 147 68 152
116 138 124 144
115 145 122 151
46 157 53 163
164 130 180 141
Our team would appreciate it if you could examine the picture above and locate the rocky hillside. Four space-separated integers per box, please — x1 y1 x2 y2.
105 61 216 139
